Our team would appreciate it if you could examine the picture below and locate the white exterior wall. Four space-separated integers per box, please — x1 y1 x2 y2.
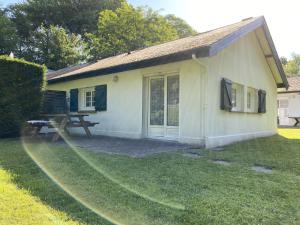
47 70 144 138
47 31 280 148
200 32 278 147
47 60 205 144
278 92 300 126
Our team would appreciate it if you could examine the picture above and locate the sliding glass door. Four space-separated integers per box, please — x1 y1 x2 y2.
148 75 179 139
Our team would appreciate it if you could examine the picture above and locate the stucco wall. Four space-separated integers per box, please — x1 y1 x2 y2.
47 31 280 147
47 70 144 138
200 32 278 147
47 60 205 143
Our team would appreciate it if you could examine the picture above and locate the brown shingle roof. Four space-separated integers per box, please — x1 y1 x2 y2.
46 63 91 79
48 17 259 81
47 16 287 88
287 77 300 91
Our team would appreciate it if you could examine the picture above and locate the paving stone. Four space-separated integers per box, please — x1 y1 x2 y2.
251 166 273 174
182 152 202 158
212 160 231 166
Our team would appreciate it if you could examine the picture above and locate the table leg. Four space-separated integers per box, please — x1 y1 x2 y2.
31 126 42 137
294 118 300 127
78 116 92 137
52 117 68 142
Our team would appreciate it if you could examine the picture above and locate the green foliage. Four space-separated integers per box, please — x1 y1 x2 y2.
4 0 196 68
0 9 18 55
24 25 87 70
8 0 124 37
165 14 197 38
280 56 288 65
86 3 179 60
282 53 300 76
0 56 45 137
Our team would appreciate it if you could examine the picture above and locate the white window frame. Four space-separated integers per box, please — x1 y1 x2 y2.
231 83 244 112
79 87 95 111
246 87 258 113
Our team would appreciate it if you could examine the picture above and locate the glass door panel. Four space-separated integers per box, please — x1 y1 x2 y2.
167 75 179 126
150 78 164 126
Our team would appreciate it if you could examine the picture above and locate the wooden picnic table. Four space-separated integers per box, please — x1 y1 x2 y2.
288 117 300 127
28 113 99 142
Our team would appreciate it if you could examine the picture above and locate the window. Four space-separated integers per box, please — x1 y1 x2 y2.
79 87 95 111
167 75 179 126
279 99 288 108
231 83 244 112
246 87 258 112
232 87 237 108
85 90 95 107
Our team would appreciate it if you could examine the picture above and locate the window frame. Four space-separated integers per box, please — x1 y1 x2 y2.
231 82 244 112
79 87 96 111
246 87 258 113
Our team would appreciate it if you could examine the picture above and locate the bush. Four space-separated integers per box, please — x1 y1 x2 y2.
0 56 46 137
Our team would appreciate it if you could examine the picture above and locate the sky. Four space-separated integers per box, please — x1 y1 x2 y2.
1 0 300 58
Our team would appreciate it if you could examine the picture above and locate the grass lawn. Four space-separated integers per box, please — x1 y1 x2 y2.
1 129 300 224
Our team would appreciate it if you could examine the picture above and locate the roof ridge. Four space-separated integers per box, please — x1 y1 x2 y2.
93 17 261 62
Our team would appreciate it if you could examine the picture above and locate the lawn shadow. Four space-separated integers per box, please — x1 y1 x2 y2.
0 138 112 225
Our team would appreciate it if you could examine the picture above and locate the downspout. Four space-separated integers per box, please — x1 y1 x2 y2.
192 54 207 147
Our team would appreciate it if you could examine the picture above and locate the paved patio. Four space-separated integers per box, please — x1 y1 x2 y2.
63 135 200 157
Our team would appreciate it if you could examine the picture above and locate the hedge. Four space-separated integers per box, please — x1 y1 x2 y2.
0 56 46 137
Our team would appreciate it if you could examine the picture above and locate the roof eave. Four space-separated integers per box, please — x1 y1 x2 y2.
208 16 288 89
48 16 289 88
47 46 211 84
261 20 289 89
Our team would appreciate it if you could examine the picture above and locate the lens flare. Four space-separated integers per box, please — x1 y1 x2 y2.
21 126 185 224
21 137 123 225
59 134 185 210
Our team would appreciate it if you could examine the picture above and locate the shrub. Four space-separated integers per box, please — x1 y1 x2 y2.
0 56 46 137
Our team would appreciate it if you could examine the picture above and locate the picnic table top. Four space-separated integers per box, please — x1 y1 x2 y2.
41 113 89 117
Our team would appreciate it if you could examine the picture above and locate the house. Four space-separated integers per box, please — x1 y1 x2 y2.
46 16 288 148
278 76 300 126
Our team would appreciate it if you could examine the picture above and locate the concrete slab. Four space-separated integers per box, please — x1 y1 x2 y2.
182 152 203 158
62 135 199 157
210 147 224 151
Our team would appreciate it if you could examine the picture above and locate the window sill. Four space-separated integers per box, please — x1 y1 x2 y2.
230 110 244 113
78 110 97 114
229 110 260 114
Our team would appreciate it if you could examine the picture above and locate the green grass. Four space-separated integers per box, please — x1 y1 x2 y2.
1 129 300 224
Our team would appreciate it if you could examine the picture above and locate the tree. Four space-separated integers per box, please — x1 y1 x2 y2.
25 25 86 70
280 56 288 66
282 53 300 76
165 14 197 38
8 0 124 38
0 9 18 55
86 3 178 60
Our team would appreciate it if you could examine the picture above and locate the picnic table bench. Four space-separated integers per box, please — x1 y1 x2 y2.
289 117 300 127
27 113 99 142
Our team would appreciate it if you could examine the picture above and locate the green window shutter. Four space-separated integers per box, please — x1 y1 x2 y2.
220 78 233 111
258 90 266 113
95 85 107 111
69 89 78 112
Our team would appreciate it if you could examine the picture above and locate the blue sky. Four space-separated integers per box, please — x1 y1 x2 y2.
2 0 300 58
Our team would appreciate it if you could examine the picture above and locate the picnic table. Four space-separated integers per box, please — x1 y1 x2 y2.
288 117 300 127
27 113 99 142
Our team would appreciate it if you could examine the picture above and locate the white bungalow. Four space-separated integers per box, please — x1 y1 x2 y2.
46 16 288 148
278 77 300 126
